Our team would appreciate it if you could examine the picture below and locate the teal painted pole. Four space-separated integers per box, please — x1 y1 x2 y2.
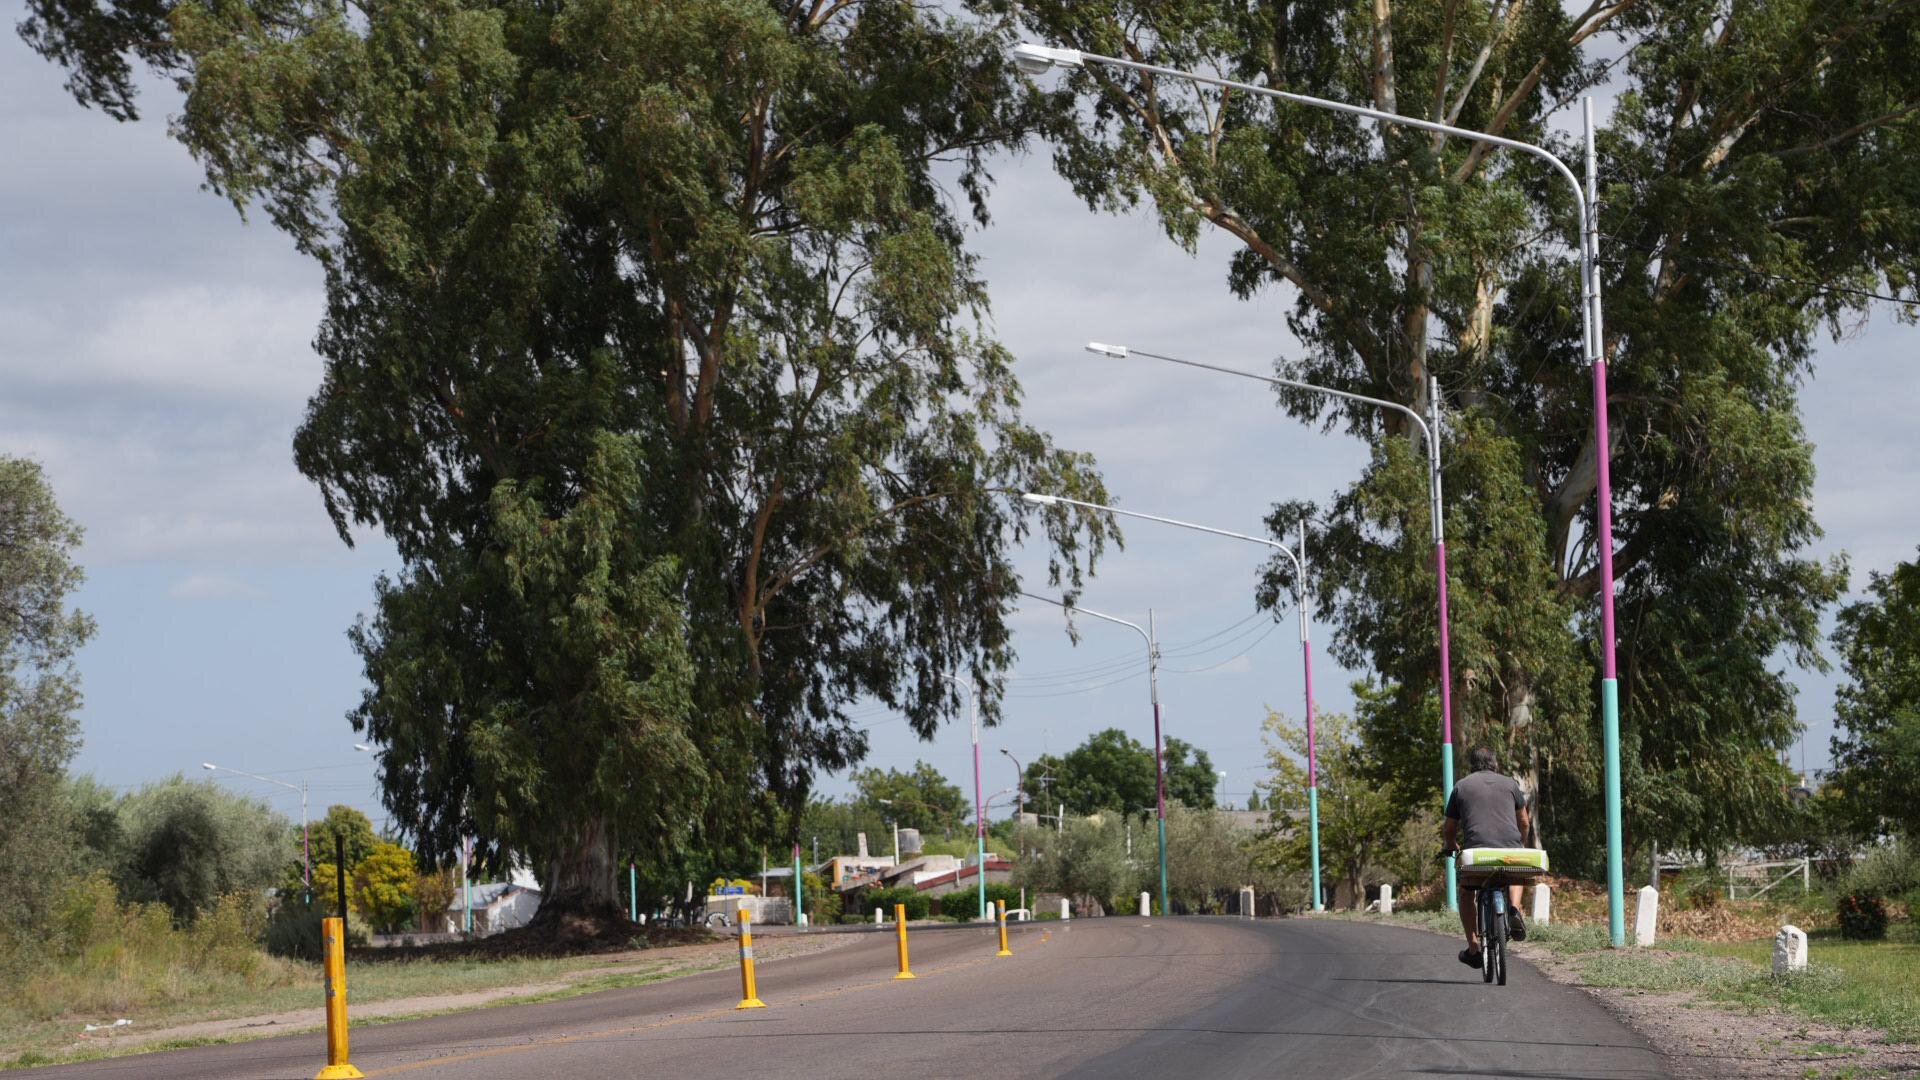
1300 523 1323 912
1307 786 1322 910
629 863 637 923
1441 747 1456 908
793 844 804 927
1602 680 1624 944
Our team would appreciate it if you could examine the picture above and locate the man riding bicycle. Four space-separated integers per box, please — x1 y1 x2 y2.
1443 746 1531 968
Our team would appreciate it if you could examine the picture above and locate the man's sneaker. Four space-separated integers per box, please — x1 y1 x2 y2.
1458 947 1483 968
1508 909 1528 941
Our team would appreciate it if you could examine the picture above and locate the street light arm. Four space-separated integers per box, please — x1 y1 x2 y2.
1017 589 1149 648
1095 345 1436 458
1047 48 1590 229
1022 493 1304 579
202 763 303 795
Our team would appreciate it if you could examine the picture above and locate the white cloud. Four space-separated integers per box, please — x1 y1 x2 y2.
168 574 268 601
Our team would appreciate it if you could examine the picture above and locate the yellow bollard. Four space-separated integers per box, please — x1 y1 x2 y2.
316 916 365 1079
736 907 767 1008
996 899 1012 957
893 903 915 979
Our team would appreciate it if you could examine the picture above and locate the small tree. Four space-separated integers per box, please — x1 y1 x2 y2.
115 776 291 923
0 457 95 963
412 866 459 932
351 842 417 933
1260 707 1401 909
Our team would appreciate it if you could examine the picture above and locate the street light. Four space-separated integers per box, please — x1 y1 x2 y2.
1017 43 1625 944
1019 590 1170 918
1080 344 1454 909
1025 493 1326 911
999 748 1025 822
204 762 310 904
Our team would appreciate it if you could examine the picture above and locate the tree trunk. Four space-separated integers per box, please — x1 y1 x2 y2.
531 812 622 926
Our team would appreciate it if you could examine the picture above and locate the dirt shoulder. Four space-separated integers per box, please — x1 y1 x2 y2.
1518 942 1920 1079
1328 909 1918 1079
56 931 851 1059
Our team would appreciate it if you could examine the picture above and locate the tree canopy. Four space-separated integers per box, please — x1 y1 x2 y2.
17 0 1114 917
0 457 94 956
852 761 970 840
1021 727 1218 816
1832 550 1920 840
1003 0 1917 871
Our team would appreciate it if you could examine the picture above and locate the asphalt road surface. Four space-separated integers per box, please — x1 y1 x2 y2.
34 917 1667 1079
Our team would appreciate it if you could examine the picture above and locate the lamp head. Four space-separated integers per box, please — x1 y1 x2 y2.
1021 492 1059 506
200 762 216 771
353 743 371 752
1010 42 1084 75
1084 341 1129 358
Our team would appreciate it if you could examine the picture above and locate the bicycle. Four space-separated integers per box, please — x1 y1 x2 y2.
1448 847 1549 986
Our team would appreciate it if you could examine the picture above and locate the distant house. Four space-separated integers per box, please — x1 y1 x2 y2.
444 881 541 935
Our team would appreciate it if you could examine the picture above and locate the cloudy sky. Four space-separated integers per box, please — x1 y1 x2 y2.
4 12 1915 840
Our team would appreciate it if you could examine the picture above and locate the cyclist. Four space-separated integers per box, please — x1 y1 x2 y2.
1442 746 1532 968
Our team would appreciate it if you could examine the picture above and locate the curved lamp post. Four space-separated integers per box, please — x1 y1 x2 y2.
1012 42 1624 944
1082 343 1455 910
1025 493 1324 910
1018 590 1170 917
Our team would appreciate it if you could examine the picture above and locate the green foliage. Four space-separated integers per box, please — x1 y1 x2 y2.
1832 551 1920 840
0 457 94 966
1163 802 1256 914
1008 0 1902 874
798 796 891 862
263 892 369 960
113 776 292 924
853 762 969 839
1260 705 1402 909
1011 816 1141 915
800 871 841 923
350 842 418 934
1840 841 1920 915
1020 728 1218 818
17 0 1115 917
313 806 379 874
413 866 460 931
864 886 930 921
1837 892 1890 941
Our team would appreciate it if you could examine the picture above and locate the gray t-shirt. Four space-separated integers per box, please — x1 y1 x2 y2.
1444 771 1527 849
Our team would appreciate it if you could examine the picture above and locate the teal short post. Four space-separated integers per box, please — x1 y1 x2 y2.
1602 679 1624 946
1155 814 1168 917
1442 746 1457 911
793 845 804 928
1308 786 1322 911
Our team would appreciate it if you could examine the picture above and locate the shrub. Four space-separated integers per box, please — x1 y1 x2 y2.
1837 891 1889 940
864 886 930 920
263 893 373 960
1685 882 1720 911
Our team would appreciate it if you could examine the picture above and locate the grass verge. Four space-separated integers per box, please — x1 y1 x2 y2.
1329 908 1920 1045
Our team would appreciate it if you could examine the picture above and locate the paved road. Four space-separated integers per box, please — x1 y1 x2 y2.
35 918 1667 1079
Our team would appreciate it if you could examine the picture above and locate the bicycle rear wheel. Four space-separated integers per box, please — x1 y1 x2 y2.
1492 892 1510 986
1479 893 1495 983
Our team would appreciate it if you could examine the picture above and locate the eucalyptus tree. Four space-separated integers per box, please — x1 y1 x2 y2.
1002 0 1917 868
21 0 1112 918
0 457 94 954
1831 550 1920 840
